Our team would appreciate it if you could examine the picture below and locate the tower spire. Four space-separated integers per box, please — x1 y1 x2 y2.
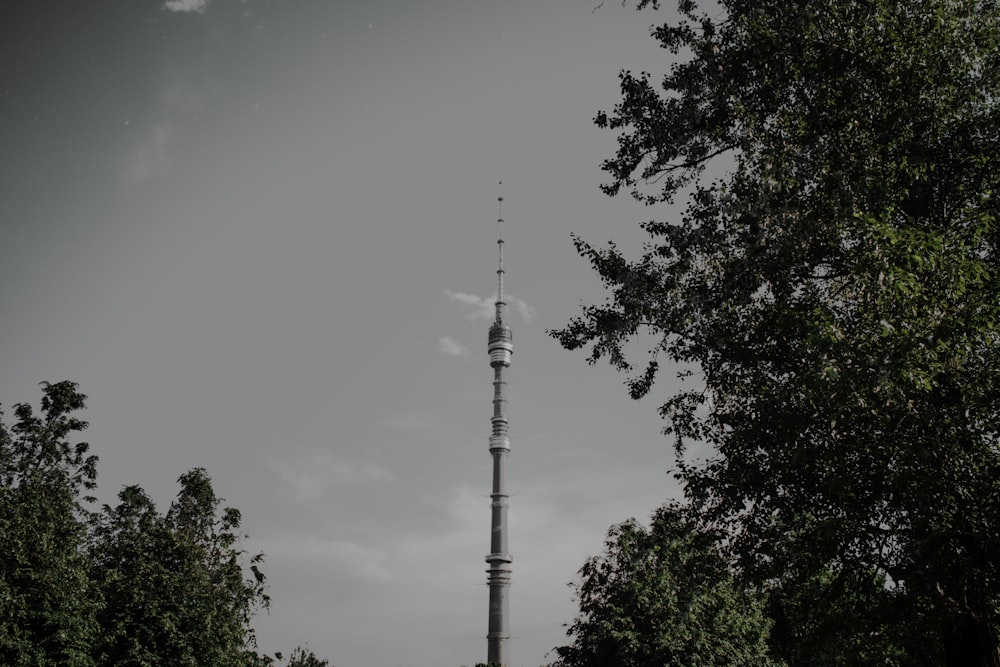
486 185 513 666
497 191 505 311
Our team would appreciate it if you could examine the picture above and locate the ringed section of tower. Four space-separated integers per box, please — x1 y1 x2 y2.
487 317 512 555
486 316 512 611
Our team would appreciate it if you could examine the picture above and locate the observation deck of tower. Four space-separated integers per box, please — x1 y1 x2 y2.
485 193 513 666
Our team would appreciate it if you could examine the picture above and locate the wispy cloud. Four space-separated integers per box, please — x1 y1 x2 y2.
507 294 537 321
129 71 212 181
393 484 482 562
271 451 395 505
382 410 447 433
445 290 494 319
163 0 210 13
130 122 172 181
445 290 536 322
437 335 469 357
262 536 394 582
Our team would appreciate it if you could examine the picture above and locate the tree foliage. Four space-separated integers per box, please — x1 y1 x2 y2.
0 382 275 666
0 381 100 666
90 470 269 666
553 0 1000 664
552 504 777 667
283 646 331 667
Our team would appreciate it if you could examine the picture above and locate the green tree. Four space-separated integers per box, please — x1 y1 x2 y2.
553 0 1000 664
552 504 778 667
284 645 330 667
0 381 100 666
764 564 914 666
90 469 269 666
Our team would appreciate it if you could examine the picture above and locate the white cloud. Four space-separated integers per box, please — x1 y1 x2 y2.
126 44 221 181
163 0 210 13
445 290 494 320
130 122 172 181
128 73 211 181
508 293 538 322
381 409 451 433
437 335 469 357
271 451 395 505
395 484 481 558
262 535 394 582
445 290 536 322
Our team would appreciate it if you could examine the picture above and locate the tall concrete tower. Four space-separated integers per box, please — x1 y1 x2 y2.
486 194 513 666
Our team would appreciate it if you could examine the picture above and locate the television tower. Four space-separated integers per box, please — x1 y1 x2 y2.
486 192 512 666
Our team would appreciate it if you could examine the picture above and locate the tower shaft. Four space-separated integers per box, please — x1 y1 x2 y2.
486 196 512 666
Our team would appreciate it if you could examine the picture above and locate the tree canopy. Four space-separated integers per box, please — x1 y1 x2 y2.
283 646 331 667
553 0 1000 664
90 470 269 666
552 504 777 667
0 381 329 666
0 381 100 666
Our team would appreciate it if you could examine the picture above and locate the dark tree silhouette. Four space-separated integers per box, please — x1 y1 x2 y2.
554 1 1000 664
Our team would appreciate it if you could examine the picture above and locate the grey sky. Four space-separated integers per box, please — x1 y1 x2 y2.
1 1 686 665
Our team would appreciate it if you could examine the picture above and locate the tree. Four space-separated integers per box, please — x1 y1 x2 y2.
0 382 310 665
552 1 1000 665
0 381 100 667
284 645 330 667
763 563 913 667
552 504 777 667
90 469 269 666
